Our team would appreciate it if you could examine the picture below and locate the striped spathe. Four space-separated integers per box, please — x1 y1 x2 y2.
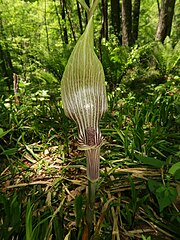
61 16 107 181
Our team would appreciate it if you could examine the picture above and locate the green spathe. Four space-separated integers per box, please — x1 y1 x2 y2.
61 16 107 181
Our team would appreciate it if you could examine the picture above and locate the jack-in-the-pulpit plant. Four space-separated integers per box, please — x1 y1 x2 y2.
61 4 107 236
61 16 107 182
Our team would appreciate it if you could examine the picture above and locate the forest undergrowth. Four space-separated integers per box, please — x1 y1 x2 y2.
0 70 180 239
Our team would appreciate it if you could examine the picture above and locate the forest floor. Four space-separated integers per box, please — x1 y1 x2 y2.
0 78 180 240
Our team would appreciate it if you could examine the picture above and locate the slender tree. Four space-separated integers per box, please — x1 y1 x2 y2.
0 16 14 92
157 0 160 15
66 5 76 42
60 0 68 44
132 0 140 43
52 0 63 40
110 0 121 43
44 0 50 51
77 0 84 34
122 0 132 46
156 0 176 42
101 0 108 40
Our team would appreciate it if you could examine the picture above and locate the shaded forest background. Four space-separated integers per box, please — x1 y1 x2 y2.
0 0 179 94
0 0 180 239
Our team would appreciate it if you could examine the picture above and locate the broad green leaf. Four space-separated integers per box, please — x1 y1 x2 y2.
169 162 180 175
156 186 178 212
135 154 164 168
174 169 180 180
148 179 162 194
148 180 178 212
169 162 180 180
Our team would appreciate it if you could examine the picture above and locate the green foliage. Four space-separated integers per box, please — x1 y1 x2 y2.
141 235 151 240
0 78 180 238
0 192 21 240
74 194 84 239
0 128 12 139
135 154 164 168
169 162 180 180
153 37 180 76
26 199 33 240
148 179 178 212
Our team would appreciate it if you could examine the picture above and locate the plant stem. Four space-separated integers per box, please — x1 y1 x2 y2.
89 0 100 19
78 0 100 20
86 180 97 238
77 0 90 14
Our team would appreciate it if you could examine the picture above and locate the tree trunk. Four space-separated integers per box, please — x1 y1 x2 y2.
132 0 140 44
110 0 121 43
13 73 20 105
101 0 108 40
66 5 76 42
122 0 132 46
44 0 50 51
0 17 14 92
156 0 176 42
166 0 176 37
52 0 63 40
60 0 68 44
156 0 160 15
77 1 83 34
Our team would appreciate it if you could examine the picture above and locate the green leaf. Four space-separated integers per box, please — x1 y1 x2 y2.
26 199 33 240
0 148 17 156
74 194 83 227
156 186 178 212
142 235 151 240
135 154 164 168
0 128 12 139
10 193 21 228
169 162 180 179
148 180 178 211
53 215 64 240
148 179 162 194
174 169 180 180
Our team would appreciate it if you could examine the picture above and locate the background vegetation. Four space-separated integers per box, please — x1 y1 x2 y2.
0 0 179 239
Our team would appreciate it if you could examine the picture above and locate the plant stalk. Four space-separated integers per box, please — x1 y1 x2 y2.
77 0 90 14
89 0 100 19
86 180 97 238
78 0 100 20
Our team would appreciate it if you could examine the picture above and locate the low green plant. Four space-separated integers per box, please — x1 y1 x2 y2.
141 235 151 240
153 37 180 76
148 179 178 212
